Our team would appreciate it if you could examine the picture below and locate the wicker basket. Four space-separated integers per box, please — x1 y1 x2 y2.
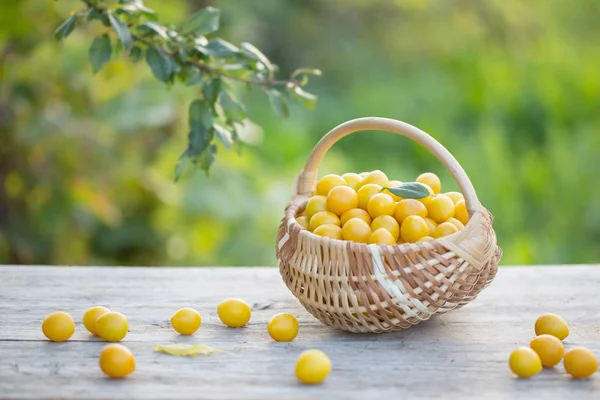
276 117 502 333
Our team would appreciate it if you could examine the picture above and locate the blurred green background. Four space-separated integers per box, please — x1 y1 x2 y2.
2 0 600 266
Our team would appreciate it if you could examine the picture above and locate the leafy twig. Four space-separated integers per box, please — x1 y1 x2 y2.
54 0 321 179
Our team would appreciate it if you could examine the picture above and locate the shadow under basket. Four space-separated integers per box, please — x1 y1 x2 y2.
276 117 502 333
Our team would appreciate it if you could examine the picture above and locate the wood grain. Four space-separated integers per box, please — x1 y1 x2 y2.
1 265 600 399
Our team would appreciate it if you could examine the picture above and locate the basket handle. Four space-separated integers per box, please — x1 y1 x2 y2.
294 117 480 212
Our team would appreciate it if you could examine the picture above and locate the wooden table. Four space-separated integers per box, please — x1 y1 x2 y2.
1 265 599 399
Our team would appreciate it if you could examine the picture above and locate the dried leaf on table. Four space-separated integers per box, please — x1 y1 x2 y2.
153 343 227 357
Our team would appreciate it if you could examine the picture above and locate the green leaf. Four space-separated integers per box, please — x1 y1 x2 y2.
89 34 112 74
114 8 133 18
194 36 209 47
119 0 155 14
187 99 214 174
112 38 124 59
180 6 220 36
291 67 322 86
291 68 322 78
204 78 221 106
268 90 289 119
213 123 232 149
175 67 190 84
240 42 273 71
189 99 213 128
185 69 204 86
137 22 169 40
88 9 110 26
174 152 195 182
129 45 142 62
220 90 246 122
287 85 317 110
177 47 188 62
187 123 214 158
187 123 212 156
54 16 77 41
198 143 217 174
382 182 431 199
145 46 173 83
170 58 182 75
173 141 217 180
108 13 132 49
220 64 251 79
203 39 239 58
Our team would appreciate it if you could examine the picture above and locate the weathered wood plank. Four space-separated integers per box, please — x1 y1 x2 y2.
1 265 600 399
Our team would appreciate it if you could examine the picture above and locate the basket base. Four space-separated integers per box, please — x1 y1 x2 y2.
280 245 500 333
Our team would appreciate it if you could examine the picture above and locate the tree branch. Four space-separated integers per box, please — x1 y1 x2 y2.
129 34 300 87
58 0 319 177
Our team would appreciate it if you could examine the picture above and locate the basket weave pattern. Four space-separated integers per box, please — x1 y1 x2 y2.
276 118 502 333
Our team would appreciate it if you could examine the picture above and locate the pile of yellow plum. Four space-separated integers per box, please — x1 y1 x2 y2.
41 299 330 384
296 170 468 243
509 313 598 379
